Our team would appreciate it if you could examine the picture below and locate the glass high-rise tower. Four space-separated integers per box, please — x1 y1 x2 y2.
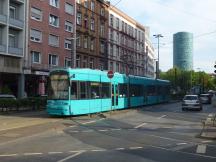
173 32 193 71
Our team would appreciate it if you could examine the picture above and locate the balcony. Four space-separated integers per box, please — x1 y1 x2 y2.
8 46 23 57
0 44 6 53
9 18 24 29
0 14 7 24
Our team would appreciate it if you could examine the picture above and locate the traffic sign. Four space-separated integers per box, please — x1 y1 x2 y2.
107 70 114 79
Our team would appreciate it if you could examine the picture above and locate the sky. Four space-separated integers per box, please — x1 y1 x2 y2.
109 0 216 73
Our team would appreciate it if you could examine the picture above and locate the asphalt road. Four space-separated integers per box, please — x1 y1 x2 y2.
1 102 216 162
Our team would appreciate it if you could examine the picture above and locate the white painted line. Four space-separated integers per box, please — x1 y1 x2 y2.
110 128 121 131
82 121 96 125
91 149 106 152
129 147 143 150
0 154 18 157
82 130 93 133
98 129 108 132
69 125 76 128
202 140 213 143
70 131 79 133
57 151 84 162
115 148 125 150
69 150 86 153
176 143 187 146
48 152 63 154
196 144 207 154
157 115 167 119
134 123 147 129
23 153 43 156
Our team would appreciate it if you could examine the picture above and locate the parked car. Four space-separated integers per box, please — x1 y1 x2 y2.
182 95 202 111
200 94 212 104
0 94 16 100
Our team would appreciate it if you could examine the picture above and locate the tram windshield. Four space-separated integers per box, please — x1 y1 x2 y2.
48 73 69 100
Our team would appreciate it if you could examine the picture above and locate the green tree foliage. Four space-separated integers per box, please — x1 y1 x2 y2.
160 68 216 94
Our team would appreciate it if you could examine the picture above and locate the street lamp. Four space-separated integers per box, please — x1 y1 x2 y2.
153 34 163 79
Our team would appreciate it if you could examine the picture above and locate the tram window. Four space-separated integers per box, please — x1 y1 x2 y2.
119 84 127 98
80 82 88 99
147 86 156 96
90 82 100 99
130 84 142 97
71 81 78 99
101 83 110 98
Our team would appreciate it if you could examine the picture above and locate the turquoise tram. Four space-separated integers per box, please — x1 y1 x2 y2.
47 68 170 116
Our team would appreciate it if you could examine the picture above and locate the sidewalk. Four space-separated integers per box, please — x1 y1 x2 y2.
200 114 216 139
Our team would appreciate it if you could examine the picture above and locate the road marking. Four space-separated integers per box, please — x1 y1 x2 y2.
57 151 84 162
134 122 147 129
91 149 106 152
196 144 207 154
82 120 96 125
202 140 213 143
110 128 121 131
69 150 86 153
176 143 187 146
157 115 167 119
129 147 143 150
69 125 76 128
82 130 93 133
115 148 125 150
70 131 79 133
98 129 108 132
0 154 18 157
23 153 43 156
48 152 63 154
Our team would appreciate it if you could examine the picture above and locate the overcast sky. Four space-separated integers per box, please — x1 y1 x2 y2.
109 0 216 73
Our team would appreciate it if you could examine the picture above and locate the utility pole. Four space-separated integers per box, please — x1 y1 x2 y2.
153 34 163 79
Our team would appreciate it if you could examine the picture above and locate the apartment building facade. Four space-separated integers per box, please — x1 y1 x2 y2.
75 0 110 70
0 0 26 97
25 0 76 96
107 6 146 76
145 27 155 78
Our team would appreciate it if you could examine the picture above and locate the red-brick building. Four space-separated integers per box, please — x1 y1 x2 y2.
25 0 76 96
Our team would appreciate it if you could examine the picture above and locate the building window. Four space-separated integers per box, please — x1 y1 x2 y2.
9 6 16 19
90 38 94 51
77 13 82 25
49 54 58 66
49 0 59 8
82 56 87 68
110 30 113 40
65 21 73 32
76 55 80 67
116 18 119 29
90 18 94 30
110 62 113 71
110 14 113 27
65 3 74 15
100 41 105 53
116 46 119 58
90 1 95 11
100 7 105 16
30 29 42 42
31 51 41 64
31 7 42 21
100 23 105 37
84 0 88 8
83 36 88 49
116 63 119 72
65 39 72 50
84 17 88 29
76 34 81 47
9 34 16 47
89 58 94 69
49 14 59 27
110 44 113 57
64 58 71 67
49 34 59 47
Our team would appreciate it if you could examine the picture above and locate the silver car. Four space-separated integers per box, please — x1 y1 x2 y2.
182 95 202 111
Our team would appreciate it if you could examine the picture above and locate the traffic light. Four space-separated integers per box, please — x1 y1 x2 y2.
215 64 216 74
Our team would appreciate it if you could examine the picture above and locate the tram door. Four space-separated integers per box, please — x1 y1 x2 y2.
111 83 118 110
